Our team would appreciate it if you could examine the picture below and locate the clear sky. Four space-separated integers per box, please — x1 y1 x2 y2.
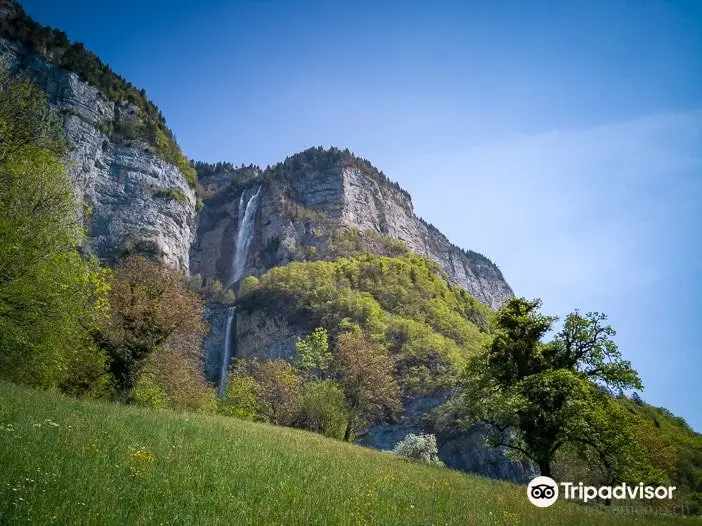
22 0 701 430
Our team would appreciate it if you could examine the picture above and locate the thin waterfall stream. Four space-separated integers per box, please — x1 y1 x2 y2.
218 186 262 396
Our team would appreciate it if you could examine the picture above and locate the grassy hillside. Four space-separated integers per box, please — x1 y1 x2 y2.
0 382 696 525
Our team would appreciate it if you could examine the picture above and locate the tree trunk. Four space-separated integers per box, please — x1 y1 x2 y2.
538 459 552 478
343 419 352 442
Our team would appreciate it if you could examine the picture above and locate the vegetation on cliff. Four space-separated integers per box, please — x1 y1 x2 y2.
0 75 109 394
0 0 197 186
239 253 492 395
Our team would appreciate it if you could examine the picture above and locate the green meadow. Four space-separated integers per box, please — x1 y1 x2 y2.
0 382 697 525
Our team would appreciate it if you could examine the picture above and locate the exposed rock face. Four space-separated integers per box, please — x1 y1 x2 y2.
360 395 537 483
192 155 513 310
286 163 512 310
0 38 197 270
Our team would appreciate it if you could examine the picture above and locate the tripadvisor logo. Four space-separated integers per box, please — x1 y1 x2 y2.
526 477 677 507
527 476 559 507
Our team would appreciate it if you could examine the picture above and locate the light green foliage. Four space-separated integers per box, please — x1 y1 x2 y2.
218 375 264 421
294 327 331 376
459 297 647 480
132 374 167 409
0 76 109 392
613 396 702 514
208 279 223 295
241 253 491 394
0 381 690 526
239 275 260 295
293 380 349 439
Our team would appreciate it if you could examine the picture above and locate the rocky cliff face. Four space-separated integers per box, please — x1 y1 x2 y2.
0 37 197 270
191 150 513 310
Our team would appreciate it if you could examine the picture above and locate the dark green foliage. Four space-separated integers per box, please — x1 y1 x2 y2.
192 160 259 179
93 256 205 399
459 297 648 482
0 2 196 186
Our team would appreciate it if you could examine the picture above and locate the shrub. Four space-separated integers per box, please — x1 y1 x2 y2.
133 347 217 414
218 376 263 421
294 380 349 439
240 275 260 295
392 433 444 466
153 187 187 204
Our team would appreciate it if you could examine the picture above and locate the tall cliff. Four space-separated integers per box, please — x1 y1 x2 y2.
0 1 197 270
191 148 513 310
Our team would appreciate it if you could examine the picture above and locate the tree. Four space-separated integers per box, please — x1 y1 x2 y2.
93 255 205 399
0 75 109 391
332 331 401 441
132 346 217 414
293 327 331 377
227 359 302 426
293 380 349 439
460 297 644 479
218 375 264 421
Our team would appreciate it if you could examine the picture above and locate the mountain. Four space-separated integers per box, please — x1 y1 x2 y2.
191 148 513 309
0 0 530 482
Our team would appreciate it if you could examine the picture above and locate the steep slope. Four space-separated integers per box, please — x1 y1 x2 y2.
4 382 691 526
0 0 197 269
191 147 513 309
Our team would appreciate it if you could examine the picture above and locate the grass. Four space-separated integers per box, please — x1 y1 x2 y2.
0 382 698 525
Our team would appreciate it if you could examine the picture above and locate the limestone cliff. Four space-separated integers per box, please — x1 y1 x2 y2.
191 148 513 310
0 2 197 270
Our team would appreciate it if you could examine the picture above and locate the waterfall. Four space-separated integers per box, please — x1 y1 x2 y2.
228 186 262 288
218 306 237 397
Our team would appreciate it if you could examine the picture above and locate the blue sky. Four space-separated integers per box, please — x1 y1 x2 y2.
23 0 701 430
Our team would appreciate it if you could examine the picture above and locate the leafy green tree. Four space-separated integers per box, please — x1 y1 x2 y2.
294 327 331 377
133 346 217 414
460 297 645 479
0 75 109 391
293 380 349 439
218 375 264 421
228 359 302 426
332 330 401 441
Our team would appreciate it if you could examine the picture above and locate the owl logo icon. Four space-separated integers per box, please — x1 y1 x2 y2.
527 476 559 507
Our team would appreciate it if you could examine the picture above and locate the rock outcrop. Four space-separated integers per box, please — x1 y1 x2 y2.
191 150 513 310
0 36 197 270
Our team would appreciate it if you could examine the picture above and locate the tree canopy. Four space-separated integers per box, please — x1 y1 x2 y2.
459 297 650 481
0 75 109 392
